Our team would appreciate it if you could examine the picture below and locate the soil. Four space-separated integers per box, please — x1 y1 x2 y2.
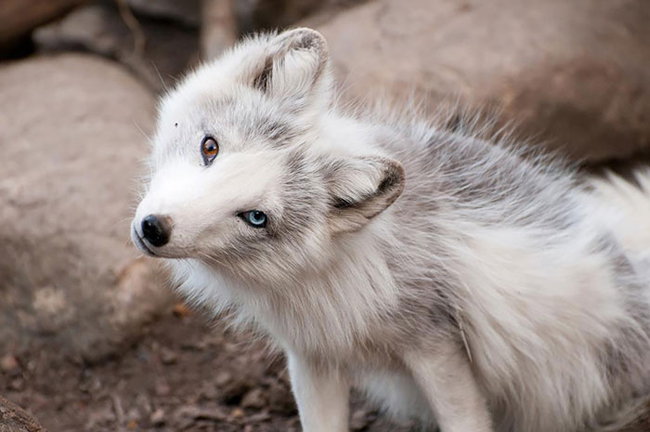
0 304 419 432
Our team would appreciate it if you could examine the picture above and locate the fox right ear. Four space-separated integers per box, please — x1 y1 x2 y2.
251 28 330 106
323 156 405 234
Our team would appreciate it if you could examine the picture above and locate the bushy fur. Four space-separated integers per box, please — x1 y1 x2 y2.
132 28 650 432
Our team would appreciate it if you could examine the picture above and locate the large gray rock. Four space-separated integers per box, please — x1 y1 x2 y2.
0 54 173 362
306 0 650 162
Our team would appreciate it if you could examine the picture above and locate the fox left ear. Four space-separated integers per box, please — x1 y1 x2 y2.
252 28 330 106
323 156 405 234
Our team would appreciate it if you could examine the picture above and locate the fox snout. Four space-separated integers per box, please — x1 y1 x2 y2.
141 214 172 247
131 214 173 256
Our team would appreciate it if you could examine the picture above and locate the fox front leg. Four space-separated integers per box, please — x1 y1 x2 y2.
405 340 493 432
287 352 351 432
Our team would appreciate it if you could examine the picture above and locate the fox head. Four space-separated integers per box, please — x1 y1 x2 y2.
132 28 405 285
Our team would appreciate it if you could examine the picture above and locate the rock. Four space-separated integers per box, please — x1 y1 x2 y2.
128 0 200 27
214 371 233 386
8 380 24 392
307 0 650 162
149 408 165 426
240 388 267 409
0 355 20 375
176 405 229 421
33 2 199 93
200 382 219 400
200 0 366 59
84 400 117 429
154 381 171 397
0 0 87 47
235 0 364 33
159 347 178 365
0 396 47 432
230 407 245 419
0 54 174 362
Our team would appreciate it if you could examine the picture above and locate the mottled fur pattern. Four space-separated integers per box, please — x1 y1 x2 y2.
132 28 650 432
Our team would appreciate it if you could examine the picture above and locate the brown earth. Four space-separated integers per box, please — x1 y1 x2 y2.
1 305 419 432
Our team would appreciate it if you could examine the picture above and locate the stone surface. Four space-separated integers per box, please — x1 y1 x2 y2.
306 0 650 162
200 0 366 61
0 54 173 362
128 0 201 27
0 397 47 432
0 0 87 47
33 2 199 93
235 0 365 33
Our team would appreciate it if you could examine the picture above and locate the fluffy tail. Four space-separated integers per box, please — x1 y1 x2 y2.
589 169 650 432
589 168 650 256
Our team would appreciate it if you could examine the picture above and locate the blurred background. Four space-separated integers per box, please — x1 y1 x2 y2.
0 0 648 431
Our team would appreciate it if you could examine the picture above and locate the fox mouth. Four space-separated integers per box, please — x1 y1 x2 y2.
131 224 157 257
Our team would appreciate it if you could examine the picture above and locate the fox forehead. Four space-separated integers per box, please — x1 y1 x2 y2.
152 30 330 165
154 87 305 165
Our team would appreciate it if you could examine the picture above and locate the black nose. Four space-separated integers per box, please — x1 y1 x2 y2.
141 214 172 247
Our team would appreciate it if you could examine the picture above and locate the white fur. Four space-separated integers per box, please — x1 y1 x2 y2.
404 342 493 432
132 29 650 432
288 352 350 432
589 169 650 257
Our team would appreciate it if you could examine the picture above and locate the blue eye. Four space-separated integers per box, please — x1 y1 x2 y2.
240 210 267 228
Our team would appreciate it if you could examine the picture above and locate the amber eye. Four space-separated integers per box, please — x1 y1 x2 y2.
200 136 219 166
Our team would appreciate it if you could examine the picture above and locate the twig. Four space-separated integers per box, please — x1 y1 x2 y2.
114 0 146 59
111 394 126 430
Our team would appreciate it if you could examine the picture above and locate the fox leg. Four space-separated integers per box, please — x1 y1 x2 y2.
287 351 351 432
404 340 493 432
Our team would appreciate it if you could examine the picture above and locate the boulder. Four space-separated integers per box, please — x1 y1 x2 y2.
128 0 200 28
234 0 364 33
33 3 199 93
306 0 650 162
0 54 173 362
0 0 87 47
200 0 365 61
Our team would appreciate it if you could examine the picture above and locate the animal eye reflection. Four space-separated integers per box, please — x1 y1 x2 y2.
201 136 219 165
239 210 267 228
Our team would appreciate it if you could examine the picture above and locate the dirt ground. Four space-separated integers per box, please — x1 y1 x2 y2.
0 304 420 432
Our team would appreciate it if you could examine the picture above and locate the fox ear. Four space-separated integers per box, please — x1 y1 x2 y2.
323 156 405 234
252 28 330 105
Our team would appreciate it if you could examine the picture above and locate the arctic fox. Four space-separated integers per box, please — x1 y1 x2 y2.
131 28 650 432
